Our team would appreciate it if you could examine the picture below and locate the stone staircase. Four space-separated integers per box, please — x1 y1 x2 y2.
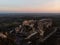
55 27 60 38
55 27 60 45
44 27 60 45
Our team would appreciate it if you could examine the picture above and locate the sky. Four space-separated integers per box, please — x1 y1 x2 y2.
0 0 60 13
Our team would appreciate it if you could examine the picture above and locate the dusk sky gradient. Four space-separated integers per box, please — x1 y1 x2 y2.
0 0 60 13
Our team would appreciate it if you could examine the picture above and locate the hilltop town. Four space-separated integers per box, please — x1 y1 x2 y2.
0 18 59 45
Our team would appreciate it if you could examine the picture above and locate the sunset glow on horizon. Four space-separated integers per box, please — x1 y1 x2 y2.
0 0 60 13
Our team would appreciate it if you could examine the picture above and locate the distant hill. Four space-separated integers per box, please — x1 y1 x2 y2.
0 13 60 17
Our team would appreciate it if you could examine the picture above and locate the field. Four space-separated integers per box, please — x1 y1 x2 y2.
0 13 60 31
